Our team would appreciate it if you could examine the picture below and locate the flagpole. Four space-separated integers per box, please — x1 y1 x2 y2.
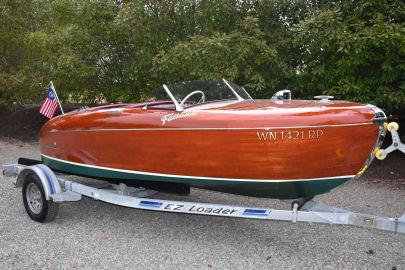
50 81 64 114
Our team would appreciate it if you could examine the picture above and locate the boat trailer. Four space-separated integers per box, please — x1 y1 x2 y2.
2 163 404 234
2 122 404 233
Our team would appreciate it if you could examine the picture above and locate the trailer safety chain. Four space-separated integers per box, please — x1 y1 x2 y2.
375 122 405 160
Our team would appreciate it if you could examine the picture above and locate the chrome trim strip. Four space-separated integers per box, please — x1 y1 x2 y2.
366 104 387 126
41 154 355 183
356 118 387 177
48 122 374 133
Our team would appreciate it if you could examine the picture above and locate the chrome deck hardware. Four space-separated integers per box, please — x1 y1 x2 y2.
272 90 291 101
314 95 334 101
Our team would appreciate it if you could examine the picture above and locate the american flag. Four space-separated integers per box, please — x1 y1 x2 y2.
39 87 59 118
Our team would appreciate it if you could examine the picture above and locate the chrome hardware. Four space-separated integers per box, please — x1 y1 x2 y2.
314 95 334 101
272 90 291 101
105 109 123 115
366 104 387 126
78 106 89 111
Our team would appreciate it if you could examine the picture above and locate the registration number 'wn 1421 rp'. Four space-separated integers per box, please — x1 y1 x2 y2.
257 129 324 141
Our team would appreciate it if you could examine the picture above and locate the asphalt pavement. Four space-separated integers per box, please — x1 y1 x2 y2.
0 140 404 270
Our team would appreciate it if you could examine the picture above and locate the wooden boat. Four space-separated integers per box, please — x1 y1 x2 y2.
39 79 387 199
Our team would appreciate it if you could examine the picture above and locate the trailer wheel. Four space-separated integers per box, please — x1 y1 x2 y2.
22 173 59 222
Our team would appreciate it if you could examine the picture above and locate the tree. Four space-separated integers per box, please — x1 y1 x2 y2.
290 0 405 114
0 0 403 116
153 17 290 98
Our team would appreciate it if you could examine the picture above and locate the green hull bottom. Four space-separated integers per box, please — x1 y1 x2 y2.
42 156 352 199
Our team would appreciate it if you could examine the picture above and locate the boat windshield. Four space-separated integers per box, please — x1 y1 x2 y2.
154 79 252 111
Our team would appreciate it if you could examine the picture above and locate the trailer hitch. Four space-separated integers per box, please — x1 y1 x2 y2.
375 122 405 160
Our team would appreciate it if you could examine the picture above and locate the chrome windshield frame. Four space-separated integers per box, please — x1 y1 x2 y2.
163 79 251 112
222 78 244 101
163 84 183 111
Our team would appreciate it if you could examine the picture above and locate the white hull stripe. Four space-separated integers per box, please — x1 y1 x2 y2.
41 154 355 183
47 122 374 133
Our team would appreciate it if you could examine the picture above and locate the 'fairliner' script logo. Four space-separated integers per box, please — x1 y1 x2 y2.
161 111 197 125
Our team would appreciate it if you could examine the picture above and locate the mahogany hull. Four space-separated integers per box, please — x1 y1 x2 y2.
39 100 384 199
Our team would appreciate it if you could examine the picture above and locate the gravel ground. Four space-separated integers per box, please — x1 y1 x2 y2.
0 140 404 270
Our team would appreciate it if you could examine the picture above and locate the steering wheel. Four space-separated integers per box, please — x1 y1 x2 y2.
179 90 205 107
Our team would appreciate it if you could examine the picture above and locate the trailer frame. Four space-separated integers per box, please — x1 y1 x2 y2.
2 163 404 234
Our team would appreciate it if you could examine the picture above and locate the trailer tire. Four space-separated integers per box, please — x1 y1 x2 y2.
22 173 59 222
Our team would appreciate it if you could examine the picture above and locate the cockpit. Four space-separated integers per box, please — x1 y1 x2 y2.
144 79 252 111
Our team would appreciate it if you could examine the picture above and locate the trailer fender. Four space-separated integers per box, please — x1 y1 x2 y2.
15 165 61 200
